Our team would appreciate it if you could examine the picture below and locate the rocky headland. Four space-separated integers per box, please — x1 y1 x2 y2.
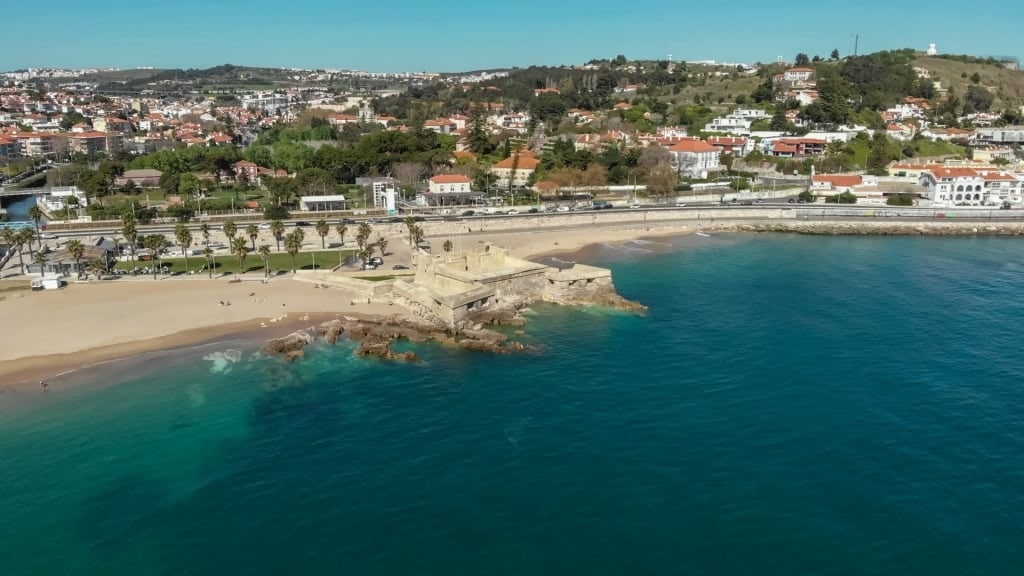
713 220 1024 236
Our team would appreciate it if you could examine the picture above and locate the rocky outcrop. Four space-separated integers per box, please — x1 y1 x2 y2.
263 315 528 364
464 307 527 327
570 291 649 313
261 330 315 363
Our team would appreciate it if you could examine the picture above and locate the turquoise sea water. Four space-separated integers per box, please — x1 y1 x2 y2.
3 234 1024 575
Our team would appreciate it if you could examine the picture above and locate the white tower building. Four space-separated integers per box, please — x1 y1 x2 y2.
926 43 938 56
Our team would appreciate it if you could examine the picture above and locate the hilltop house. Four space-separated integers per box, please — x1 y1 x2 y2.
490 152 539 189
667 140 721 179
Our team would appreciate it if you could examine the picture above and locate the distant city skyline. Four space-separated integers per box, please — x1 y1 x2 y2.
1 0 1019 73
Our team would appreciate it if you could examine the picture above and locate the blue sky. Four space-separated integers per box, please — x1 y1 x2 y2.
2 0 1019 72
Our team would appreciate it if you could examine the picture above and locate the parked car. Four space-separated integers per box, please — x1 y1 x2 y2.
593 201 612 210
362 263 377 271
462 210 476 216
368 256 384 266
528 207 540 214
392 264 409 270
507 209 519 215
556 206 570 212
787 198 796 203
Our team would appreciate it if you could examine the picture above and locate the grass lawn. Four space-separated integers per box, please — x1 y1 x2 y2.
359 275 396 282
114 249 353 275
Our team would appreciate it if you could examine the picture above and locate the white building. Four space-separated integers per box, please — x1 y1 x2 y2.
667 140 721 179
926 43 938 56
40 186 88 212
299 195 347 211
703 116 751 134
428 174 473 194
241 92 290 113
355 177 398 208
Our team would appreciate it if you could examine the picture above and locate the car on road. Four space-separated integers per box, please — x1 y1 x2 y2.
674 202 687 207
413 216 426 222
507 209 519 215
392 264 409 270
258 222 271 229
443 215 461 222
556 206 570 212
40 233 58 240
462 210 476 216
528 207 539 214
341 218 356 224
368 256 384 266
629 203 641 209
362 263 377 271
388 217 402 223
787 198 796 203
592 201 613 210
740 200 753 206
293 221 311 227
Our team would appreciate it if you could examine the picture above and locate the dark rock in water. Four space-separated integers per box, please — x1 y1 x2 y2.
466 307 526 327
354 334 418 362
262 330 315 362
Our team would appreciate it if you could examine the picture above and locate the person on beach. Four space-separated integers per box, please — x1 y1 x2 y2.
40 380 48 393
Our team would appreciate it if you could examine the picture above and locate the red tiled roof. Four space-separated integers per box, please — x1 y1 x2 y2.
667 139 717 153
813 174 862 187
493 155 540 170
429 174 471 184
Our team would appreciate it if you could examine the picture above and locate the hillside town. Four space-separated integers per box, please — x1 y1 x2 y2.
2 47 1024 233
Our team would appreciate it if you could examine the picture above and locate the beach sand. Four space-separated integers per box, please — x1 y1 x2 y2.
0 276 403 387
0 223 698 387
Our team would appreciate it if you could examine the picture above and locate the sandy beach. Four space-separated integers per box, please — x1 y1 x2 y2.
0 223 700 387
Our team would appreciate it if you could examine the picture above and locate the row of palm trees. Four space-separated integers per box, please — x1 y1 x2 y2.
0 226 107 279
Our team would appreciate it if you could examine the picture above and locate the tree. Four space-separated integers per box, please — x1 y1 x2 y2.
770 108 789 131
32 250 49 275
411 225 425 247
315 219 329 249
143 235 165 279
284 229 303 273
377 236 388 258
203 247 215 279
404 216 417 246
443 239 453 253
14 228 34 275
356 222 372 254
258 245 272 279
87 258 107 280
175 223 193 274
866 132 893 176
222 219 238 246
270 219 285 252
794 53 811 66
964 85 994 114
66 239 85 276
886 193 914 206
24 206 47 253
646 166 678 199
831 49 841 60
970 72 981 84
246 224 259 251
200 223 211 248
798 190 816 203
335 223 347 246
467 103 492 155
231 236 249 278
121 215 139 275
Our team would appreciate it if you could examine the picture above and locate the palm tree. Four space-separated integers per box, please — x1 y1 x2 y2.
315 219 329 249
335 222 347 246
284 229 303 273
404 216 416 246
258 244 272 279
200 222 211 247
246 224 259 251
412 225 425 247
31 249 50 277
121 215 138 275
230 236 249 279
203 247 214 279
443 239 453 253
270 219 285 252
175 223 193 274
27 205 44 251
376 236 388 258
143 235 165 279
66 239 85 276
356 222 371 253
87 258 106 280
223 218 238 249
15 228 34 275
0 228 18 272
